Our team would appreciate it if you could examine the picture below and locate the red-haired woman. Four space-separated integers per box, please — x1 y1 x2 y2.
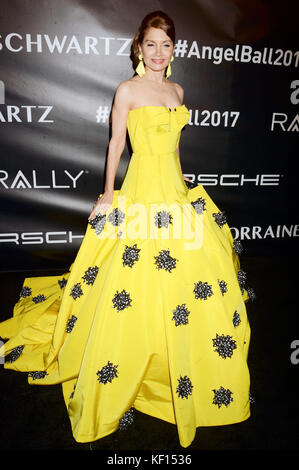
0 11 253 449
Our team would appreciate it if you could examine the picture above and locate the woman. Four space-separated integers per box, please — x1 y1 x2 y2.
0 11 254 449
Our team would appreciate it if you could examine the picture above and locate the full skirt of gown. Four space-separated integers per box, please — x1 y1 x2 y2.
0 105 255 448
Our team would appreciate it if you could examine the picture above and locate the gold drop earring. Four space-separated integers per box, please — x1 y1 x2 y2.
136 54 146 77
166 55 174 78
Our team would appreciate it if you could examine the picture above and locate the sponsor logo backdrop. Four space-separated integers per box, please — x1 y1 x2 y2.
0 0 298 271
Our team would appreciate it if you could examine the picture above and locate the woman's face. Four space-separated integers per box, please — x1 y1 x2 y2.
138 27 174 73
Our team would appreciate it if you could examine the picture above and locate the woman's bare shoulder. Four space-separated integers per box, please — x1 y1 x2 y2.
171 81 184 102
115 79 135 95
116 77 141 92
115 78 141 104
113 79 137 109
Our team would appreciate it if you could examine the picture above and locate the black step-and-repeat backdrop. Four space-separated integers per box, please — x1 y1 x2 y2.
0 0 298 271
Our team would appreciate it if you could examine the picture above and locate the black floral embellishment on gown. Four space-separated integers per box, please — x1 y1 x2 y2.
233 239 244 255
154 249 178 272
237 269 247 288
118 407 135 431
58 278 67 289
19 286 32 298
218 279 228 296
112 289 132 312
95 214 107 236
247 287 256 301
176 375 194 399
191 197 206 215
193 281 213 300
232 310 241 327
213 211 227 228
5 345 25 363
108 208 125 226
88 213 106 234
122 244 141 268
32 294 46 304
70 282 83 300
96 361 119 384
212 386 234 408
212 334 237 359
28 371 48 380
172 304 191 326
154 210 173 228
82 266 99 285
66 315 78 333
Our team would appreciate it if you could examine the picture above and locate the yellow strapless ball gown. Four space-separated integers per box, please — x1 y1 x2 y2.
0 105 254 448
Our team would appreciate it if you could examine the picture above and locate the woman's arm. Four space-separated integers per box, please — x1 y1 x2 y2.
88 82 131 220
104 83 131 193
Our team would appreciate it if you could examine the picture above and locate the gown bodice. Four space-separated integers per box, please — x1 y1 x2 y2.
119 104 191 204
127 104 190 155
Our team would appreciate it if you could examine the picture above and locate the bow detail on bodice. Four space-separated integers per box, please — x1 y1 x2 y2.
141 105 190 133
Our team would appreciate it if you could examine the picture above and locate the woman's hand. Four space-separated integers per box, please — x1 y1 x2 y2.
88 191 113 221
